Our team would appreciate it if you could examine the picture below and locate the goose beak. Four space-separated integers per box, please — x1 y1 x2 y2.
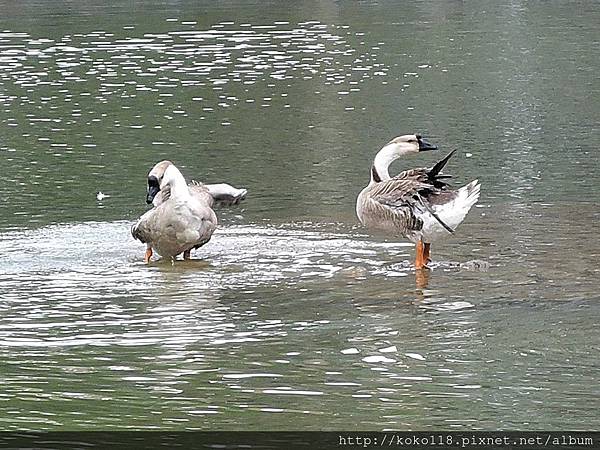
146 186 159 204
146 176 160 204
418 138 437 152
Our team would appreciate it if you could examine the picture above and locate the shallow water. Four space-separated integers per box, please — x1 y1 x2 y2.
1 0 599 431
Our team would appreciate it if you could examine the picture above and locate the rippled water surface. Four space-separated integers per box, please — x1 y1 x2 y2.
1 0 599 431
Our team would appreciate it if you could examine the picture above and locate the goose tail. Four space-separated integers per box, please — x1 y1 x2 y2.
461 179 481 211
437 179 480 231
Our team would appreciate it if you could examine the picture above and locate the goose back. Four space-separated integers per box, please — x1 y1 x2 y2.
132 195 217 258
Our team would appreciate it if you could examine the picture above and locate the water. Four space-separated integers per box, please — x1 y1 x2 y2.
1 0 599 431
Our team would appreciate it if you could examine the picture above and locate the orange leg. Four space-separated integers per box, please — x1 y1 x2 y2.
183 249 191 260
144 247 153 264
415 267 430 290
423 243 431 265
415 240 425 269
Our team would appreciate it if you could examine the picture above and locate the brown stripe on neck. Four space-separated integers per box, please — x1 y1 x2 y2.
371 165 382 183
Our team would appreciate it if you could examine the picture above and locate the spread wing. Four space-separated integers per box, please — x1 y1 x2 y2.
361 151 458 235
204 183 247 206
152 181 246 208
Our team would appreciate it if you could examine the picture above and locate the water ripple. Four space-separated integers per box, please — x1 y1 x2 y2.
0 21 387 114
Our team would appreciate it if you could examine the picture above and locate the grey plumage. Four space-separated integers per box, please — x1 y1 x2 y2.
131 161 219 260
131 187 217 258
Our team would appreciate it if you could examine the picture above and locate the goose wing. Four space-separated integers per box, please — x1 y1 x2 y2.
131 206 164 244
363 175 431 235
188 181 216 208
363 151 459 234
393 149 456 188
151 181 246 208
204 183 248 206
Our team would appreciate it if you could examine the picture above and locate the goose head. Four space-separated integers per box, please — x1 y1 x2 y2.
146 160 178 204
372 134 437 182
384 134 437 154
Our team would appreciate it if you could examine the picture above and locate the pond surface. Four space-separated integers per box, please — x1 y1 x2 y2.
0 0 599 431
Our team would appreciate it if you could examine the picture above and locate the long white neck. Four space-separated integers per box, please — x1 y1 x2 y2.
164 165 190 199
372 143 409 182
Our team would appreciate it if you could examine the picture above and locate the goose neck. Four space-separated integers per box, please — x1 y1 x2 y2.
164 166 190 200
373 144 406 181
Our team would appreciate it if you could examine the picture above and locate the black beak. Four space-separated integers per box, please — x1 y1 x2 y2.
146 186 159 204
146 176 160 204
418 137 438 152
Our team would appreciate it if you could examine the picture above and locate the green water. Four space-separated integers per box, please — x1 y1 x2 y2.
0 0 598 431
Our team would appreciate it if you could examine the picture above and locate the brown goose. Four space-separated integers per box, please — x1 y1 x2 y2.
356 134 480 269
